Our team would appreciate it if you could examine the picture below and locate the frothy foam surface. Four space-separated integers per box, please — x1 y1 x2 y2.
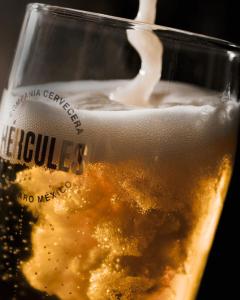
1 80 239 164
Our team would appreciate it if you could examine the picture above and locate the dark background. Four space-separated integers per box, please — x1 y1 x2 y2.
0 0 239 299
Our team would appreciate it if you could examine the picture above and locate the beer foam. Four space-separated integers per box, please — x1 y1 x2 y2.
0 80 239 165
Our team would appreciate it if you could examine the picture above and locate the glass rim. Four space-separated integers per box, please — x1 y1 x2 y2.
27 2 240 53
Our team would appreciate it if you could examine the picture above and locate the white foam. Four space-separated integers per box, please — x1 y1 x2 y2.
0 81 239 164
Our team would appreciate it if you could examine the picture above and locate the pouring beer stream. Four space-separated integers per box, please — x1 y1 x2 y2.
111 0 163 106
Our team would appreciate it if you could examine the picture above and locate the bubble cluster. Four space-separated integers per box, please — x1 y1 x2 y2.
16 155 232 300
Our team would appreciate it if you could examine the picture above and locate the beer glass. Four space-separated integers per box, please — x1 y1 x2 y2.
0 3 239 300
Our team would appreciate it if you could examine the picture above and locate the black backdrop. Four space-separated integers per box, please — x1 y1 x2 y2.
0 0 239 299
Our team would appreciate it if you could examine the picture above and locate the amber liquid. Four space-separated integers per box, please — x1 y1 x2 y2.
0 153 231 300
